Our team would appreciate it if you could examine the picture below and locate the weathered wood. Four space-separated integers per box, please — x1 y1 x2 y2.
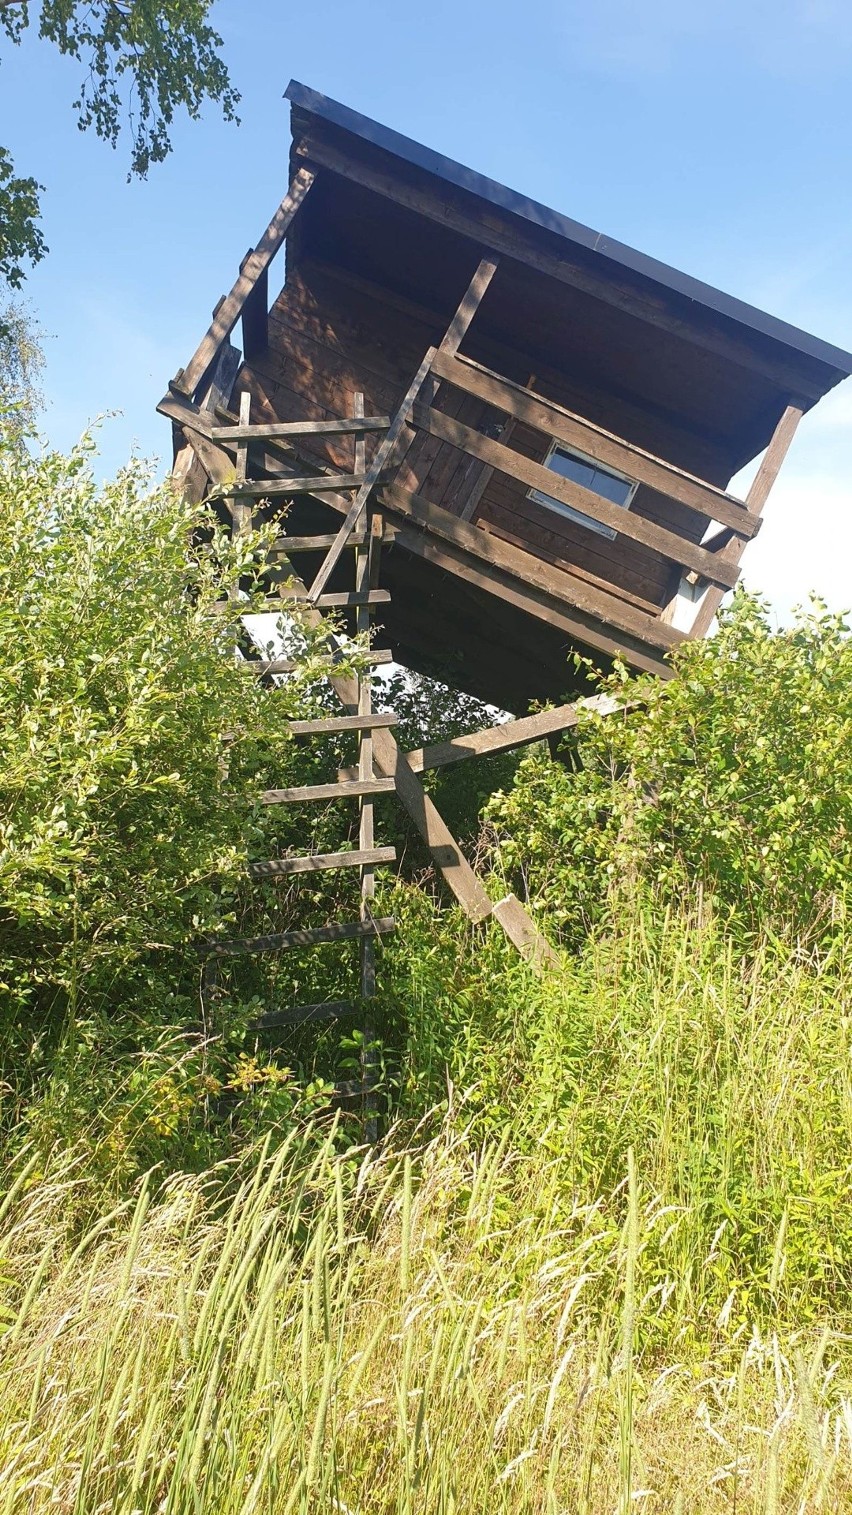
269 533 368 553
307 349 437 601
252 1001 356 1029
690 403 804 638
175 166 315 398
284 588 391 610
438 256 499 356
242 649 394 675
431 349 761 539
379 482 683 650
201 917 396 957
230 473 367 497
288 713 398 735
241 266 269 363
210 416 390 441
492 894 559 972
339 695 622 779
411 404 741 590
261 778 396 804
378 490 674 678
248 846 396 876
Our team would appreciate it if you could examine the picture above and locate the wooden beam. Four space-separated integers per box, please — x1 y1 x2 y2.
439 256 499 356
306 347 437 601
248 846 396 876
174 166 315 398
202 917 395 958
379 482 684 650
241 265 268 362
690 403 803 639
288 713 398 735
210 416 390 442
261 778 396 804
431 349 761 539
492 894 559 972
340 695 622 779
230 473 367 497
410 405 741 590
297 135 825 399
378 488 675 677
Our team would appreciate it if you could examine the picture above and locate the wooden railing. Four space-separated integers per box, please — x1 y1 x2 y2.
412 350 761 595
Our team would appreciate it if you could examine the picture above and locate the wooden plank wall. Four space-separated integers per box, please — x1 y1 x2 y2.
237 258 717 615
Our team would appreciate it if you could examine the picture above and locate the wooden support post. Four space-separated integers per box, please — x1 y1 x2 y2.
241 265 269 362
174 166 314 399
307 253 500 604
689 403 803 639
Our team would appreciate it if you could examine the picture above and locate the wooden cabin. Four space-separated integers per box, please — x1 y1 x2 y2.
163 81 852 714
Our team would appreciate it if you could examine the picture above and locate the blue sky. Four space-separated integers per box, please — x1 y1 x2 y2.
2 0 851 618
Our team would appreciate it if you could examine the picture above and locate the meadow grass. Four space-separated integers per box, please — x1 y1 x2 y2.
2 907 851 1513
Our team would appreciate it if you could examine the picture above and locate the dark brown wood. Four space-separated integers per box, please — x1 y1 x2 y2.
241 266 269 363
252 1001 356 1028
380 482 684 650
248 846 396 876
690 403 803 638
175 166 315 398
410 404 741 590
430 350 761 539
202 917 396 957
269 533 368 553
297 135 825 400
307 348 437 600
261 778 396 804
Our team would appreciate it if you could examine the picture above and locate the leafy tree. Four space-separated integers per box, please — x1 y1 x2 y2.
487 592 852 945
0 296 45 428
0 0 239 285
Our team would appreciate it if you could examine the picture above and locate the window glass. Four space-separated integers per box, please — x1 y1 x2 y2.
529 445 635 538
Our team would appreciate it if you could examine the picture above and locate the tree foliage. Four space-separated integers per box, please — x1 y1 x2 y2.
0 0 239 284
487 592 852 945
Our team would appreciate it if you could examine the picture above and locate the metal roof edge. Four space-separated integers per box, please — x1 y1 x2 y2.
285 79 852 380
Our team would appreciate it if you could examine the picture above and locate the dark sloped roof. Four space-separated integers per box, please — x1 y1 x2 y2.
285 79 852 383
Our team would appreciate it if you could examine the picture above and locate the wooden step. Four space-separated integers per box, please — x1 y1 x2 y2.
251 1000 356 1029
287 713 397 735
248 846 396 877
270 533 368 553
201 917 395 957
277 587 391 609
243 649 394 676
210 416 389 442
261 778 395 805
230 473 365 497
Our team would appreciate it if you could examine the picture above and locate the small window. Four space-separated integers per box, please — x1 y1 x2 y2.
528 443 638 540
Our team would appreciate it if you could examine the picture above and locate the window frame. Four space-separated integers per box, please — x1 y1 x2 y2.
528 440 639 540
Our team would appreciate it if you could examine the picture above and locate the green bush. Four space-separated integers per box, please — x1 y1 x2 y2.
487 592 852 946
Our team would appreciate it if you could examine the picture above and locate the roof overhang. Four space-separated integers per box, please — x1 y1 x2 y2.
284 80 852 484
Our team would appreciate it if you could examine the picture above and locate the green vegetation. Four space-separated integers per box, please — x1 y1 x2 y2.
1 421 851 1509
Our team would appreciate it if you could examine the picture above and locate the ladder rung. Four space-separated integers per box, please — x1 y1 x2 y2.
271 533 367 553
276 588 391 609
248 846 396 876
229 474 365 497
261 779 395 804
201 917 395 957
210 417 390 442
287 714 398 735
242 649 394 676
251 1000 357 1029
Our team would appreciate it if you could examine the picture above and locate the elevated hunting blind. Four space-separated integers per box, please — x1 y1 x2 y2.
160 83 852 1062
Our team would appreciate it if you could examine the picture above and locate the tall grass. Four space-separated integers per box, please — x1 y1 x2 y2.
3 907 852 1512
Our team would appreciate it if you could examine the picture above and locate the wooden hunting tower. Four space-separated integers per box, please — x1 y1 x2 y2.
161 83 852 991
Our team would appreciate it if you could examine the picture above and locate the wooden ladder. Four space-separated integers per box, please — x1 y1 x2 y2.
200 392 399 1112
